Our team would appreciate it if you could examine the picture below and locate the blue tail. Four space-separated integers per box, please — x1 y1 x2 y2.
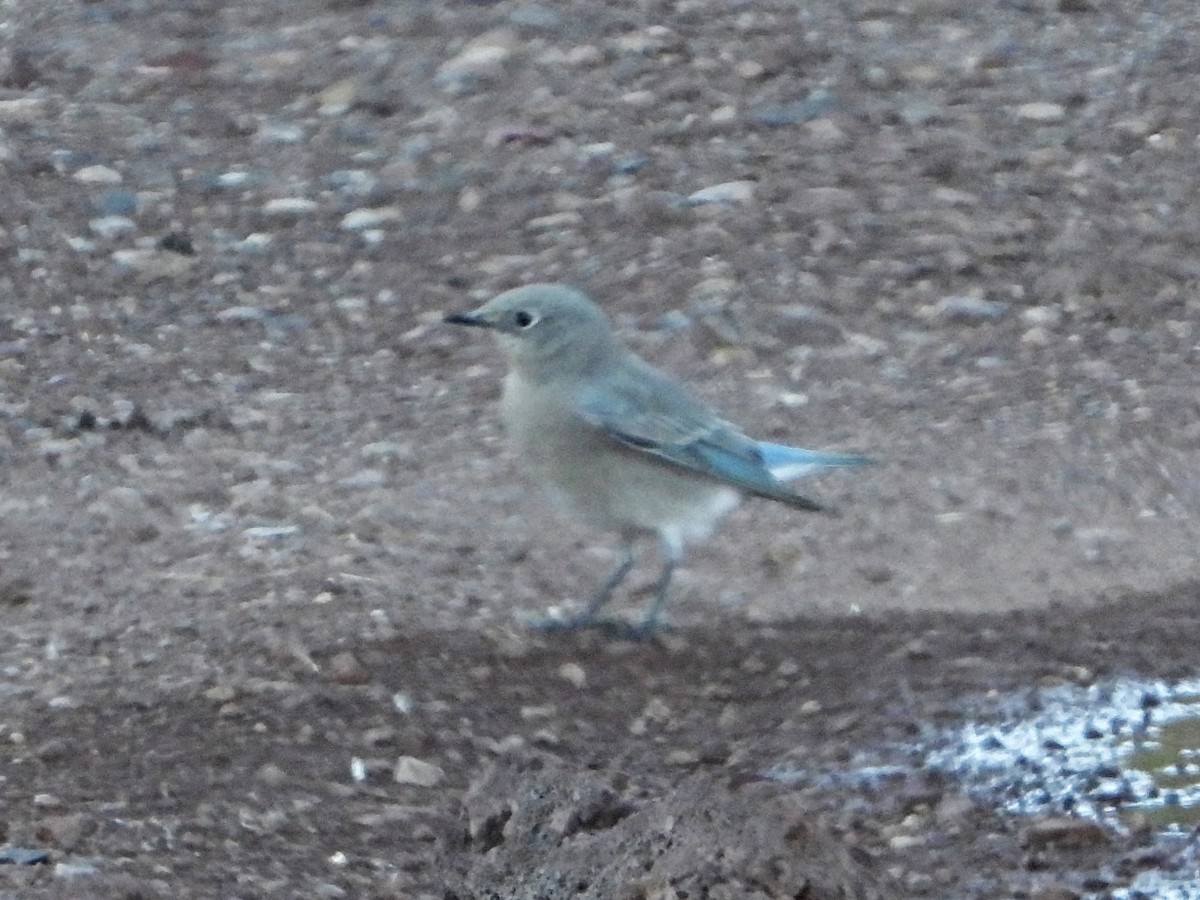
758 441 876 481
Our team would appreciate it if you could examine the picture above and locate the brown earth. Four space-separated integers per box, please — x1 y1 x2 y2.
2 0 1200 897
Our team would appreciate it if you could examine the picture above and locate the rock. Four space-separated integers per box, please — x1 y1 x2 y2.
73 164 122 184
0 847 50 865
557 662 586 688
1020 816 1111 850
341 207 401 230
337 469 386 490
752 90 837 126
762 304 845 347
508 3 562 31
525 210 583 232
436 29 516 93
328 651 371 685
53 859 99 879
1016 102 1067 123
394 756 444 787
686 180 756 207
931 294 1009 323
94 188 137 215
1030 885 1081 900
255 762 288 786
88 215 137 239
262 197 319 217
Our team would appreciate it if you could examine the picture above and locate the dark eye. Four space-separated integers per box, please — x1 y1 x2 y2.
514 310 536 328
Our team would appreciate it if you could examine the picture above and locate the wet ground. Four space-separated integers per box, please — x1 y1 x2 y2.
3 0 1200 897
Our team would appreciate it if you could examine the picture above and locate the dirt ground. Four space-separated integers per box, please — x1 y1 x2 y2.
3 0 1200 897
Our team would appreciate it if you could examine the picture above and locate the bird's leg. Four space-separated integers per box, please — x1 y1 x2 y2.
529 541 636 632
631 537 682 638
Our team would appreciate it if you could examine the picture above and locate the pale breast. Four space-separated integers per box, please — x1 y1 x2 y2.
501 373 742 544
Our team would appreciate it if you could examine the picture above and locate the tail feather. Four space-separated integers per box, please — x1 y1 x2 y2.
758 441 877 481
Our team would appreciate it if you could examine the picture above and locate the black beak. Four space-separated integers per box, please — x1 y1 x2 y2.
443 311 489 328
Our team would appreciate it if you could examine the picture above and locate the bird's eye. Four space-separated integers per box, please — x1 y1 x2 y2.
514 310 537 328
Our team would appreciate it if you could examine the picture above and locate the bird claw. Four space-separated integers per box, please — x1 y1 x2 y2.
523 611 670 642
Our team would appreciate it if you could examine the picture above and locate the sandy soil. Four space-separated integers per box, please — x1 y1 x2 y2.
2 0 1200 896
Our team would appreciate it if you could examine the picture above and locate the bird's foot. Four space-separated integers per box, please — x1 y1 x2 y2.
523 611 670 642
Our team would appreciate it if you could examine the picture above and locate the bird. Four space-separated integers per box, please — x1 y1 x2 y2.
445 283 874 637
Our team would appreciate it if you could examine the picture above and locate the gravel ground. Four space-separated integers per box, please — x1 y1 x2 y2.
2 0 1200 897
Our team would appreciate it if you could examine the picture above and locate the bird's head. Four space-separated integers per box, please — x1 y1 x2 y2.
445 283 620 380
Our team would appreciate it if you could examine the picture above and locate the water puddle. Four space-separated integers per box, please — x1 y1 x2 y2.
765 675 1200 896
924 675 1200 899
924 677 1200 830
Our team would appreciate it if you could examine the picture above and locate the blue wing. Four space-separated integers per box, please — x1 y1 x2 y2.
575 357 831 512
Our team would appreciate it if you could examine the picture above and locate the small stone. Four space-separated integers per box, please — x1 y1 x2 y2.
94 189 137 215
393 756 444 787
256 762 288 786
242 525 300 540
735 60 767 80
687 181 756 207
329 651 371 685
204 684 237 703
0 98 47 122
88 216 137 239
666 749 701 766
508 3 562 30
1022 326 1051 347
73 164 122 184
764 304 844 346
436 30 516 93
341 207 401 230
931 294 1009 323
53 859 99 879
557 662 586 688
752 90 836 126
317 77 358 116
0 847 49 865
337 469 386 490
256 122 305 144
262 197 318 217
935 794 976 826
1030 886 1081 900
1016 102 1067 123
525 210 583 232
1021 816 1111 850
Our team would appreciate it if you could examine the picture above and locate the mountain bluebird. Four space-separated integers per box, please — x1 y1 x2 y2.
446 283 873 637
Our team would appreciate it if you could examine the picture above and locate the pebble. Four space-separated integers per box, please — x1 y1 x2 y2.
393 756 444 787
94 188 137 215
255 122 305 144
1020 816 1111 849
337 469 386 490
1016 101 1067 123
0 847 50 865
931 294 1009 323
341 207 401 230
526 210 583 232
752 90 837 126
557 662 586 688
686 180 756 207
262 198 319 217
436 30 516 93
508 3 562 30
73 164 122 184
328 651 371 685
88 215 137 239
0 97 47 122
1029 885 1081 900
765 304 845 346
53 859 99 879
